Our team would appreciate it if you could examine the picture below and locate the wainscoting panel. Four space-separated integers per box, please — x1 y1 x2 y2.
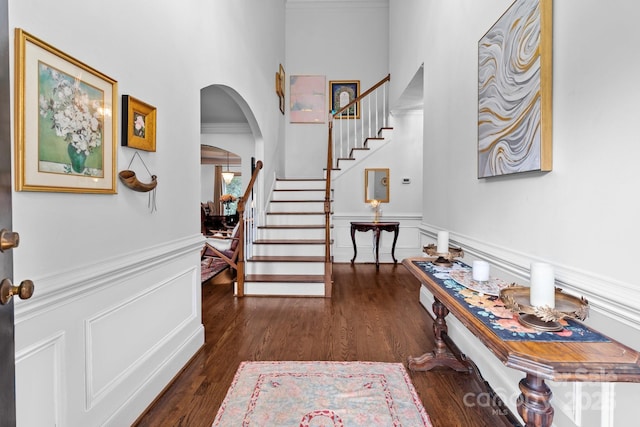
15 332 65 427
86 268 197 407
14 235 205 427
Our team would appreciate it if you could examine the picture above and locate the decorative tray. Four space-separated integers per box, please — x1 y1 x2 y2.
448 270 511 297
423 243 464 259
499 285 589 332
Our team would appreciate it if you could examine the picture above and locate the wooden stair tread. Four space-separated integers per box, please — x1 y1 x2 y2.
270 199 326 203
249 256 325 262
276 178 325 181
266 211 326 215
258 224 330 229
245 274 325 282
274 189 325 191
253 239 326 244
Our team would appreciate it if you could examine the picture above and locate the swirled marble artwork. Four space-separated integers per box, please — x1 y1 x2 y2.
478 0 552 178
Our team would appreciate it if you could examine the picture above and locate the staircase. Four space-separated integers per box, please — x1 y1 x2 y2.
236 75 391 297
328 127 394 180
242 178 332 297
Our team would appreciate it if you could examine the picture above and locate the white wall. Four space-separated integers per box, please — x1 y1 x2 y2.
284 0 390 178
388 0 427 108
9 0 285 425
390 0 640 425
201 164 215 202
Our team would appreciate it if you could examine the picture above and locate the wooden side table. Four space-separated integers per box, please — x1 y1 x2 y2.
350 221 399 269
402 257 640 427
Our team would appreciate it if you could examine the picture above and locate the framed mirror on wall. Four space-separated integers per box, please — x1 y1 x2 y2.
365 168 389 203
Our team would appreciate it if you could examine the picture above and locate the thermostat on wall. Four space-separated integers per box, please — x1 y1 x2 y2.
402 177 411 184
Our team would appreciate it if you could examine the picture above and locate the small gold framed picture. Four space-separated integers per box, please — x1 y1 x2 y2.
122 95 156 152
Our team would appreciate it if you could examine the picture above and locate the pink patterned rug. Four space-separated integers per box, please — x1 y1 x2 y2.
212 361 432 426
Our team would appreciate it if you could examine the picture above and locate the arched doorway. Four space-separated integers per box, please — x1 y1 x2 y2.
199 84 263 264
200 145 242 230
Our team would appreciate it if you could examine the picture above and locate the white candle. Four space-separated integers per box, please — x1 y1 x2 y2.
436 231 449 254
472 260 490 282
529 262 555 308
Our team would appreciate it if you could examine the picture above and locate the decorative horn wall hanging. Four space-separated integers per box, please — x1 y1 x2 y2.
119 151 158 212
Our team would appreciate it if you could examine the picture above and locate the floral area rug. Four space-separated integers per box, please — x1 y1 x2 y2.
201 256 229 283
212 361 432 426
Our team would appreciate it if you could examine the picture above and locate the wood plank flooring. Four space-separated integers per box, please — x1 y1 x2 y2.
134 262 521 427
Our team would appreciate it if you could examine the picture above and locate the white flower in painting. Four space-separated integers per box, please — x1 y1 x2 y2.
39 65 103 157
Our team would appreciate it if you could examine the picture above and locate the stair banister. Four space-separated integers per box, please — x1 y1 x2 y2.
324 115 334 297
330 74 390 166
332 74 390 119
236 160 263 297
323 74 391 297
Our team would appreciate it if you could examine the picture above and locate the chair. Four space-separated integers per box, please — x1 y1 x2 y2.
201 223 241 280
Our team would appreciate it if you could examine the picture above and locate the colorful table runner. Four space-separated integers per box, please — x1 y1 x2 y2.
412 260 610 343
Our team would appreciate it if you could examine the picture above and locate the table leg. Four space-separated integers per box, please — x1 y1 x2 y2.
374 228 381 269
350 225 357 264
517 374 554 427
390 225 399 264
408 298 471 373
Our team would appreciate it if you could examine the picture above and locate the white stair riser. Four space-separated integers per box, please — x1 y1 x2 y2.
240 282 325 297
330 129 393 180
272 190 326 201
269 201 325 213
258 228 327 240
266 214 326 226
246 262 324 275
252 244 325 257
275 180 326 191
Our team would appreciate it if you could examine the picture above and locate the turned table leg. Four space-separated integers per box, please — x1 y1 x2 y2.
350 225 357 264
408 298 471 373
517 373 554 427
374 228 381 269
390 224 399 264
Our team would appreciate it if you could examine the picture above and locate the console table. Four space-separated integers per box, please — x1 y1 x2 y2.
402 257 640 427
350 221 399 269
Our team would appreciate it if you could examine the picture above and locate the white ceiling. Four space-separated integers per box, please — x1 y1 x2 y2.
200 85 248 124
200 86 247 163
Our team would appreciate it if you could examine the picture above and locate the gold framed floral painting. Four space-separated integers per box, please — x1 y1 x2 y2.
122 95 156 151
14 28 117 193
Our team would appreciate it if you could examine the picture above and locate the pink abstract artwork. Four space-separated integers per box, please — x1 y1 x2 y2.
289 75 325 123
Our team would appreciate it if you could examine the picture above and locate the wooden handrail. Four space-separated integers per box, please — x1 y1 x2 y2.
236 160 263 297
332 74 390 118
324 119 334 297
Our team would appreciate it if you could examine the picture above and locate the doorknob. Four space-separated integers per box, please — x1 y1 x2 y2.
0 278 34 305
0 228 20 252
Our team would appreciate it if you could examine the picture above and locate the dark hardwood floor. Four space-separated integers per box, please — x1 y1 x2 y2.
134 262 521 427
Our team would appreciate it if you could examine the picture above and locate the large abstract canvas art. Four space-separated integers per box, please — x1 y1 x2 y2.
478 0 552 178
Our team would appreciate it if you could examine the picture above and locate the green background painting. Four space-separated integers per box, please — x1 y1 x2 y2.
38 63 105 173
